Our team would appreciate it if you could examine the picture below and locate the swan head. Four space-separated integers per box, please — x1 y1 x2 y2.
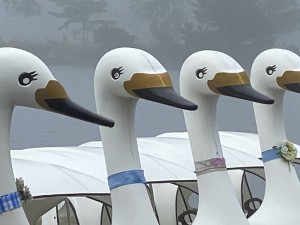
0 47 114 127
180 50 274 104
251 48 300 94
95 47 197 110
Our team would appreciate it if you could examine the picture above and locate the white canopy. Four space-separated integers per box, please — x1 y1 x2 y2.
11 132 265 198
12 147 110 197
157 131 300 160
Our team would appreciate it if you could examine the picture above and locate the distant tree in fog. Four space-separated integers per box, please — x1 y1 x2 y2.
190 0 300 67
48 0 108 42
93 23 137 52
1 0 42 17
124 0 300 67
255 0 300 13
120 0 203 65
127 0 201 45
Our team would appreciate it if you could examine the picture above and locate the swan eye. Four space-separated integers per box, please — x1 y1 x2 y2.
18 71 38 86
195 67 207 79
111 67 124 80
266 65 277 75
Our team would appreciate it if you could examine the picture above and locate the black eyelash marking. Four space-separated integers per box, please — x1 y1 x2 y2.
195 67 207 79
266 65 277 75
111 66 124 80
18 71 38 86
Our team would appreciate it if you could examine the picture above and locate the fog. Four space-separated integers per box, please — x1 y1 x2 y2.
1 0 300 149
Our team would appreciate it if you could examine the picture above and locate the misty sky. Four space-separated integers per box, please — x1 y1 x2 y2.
0 2 62 41
1 0 300 149
0 1 150 43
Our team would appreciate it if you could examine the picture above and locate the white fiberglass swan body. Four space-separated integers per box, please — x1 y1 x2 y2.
248 49 300 225
179 50 273 225
94 47 197 225
0 47 114 225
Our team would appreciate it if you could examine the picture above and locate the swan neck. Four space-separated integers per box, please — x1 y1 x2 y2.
0 105 14 197
183 95 222 161
182 94 248 224
250 90 300 223
0 106 28 225
253 91 286 150
96 96 141 176
95 93 159 225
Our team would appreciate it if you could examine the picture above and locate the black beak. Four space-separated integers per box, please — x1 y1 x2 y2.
216 84 274 104
45 98 115 128
35 80 114 127
283 83 300 94
133 87 198 110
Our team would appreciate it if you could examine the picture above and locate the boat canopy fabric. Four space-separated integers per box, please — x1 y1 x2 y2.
11 132 266 198
157 131 300 161
12 147 110 197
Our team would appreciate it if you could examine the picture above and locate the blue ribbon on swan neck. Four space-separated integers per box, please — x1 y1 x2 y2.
108 170 146 190
0 191 22 214
262 148 281 163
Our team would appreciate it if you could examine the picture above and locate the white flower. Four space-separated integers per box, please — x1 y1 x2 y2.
277 140 297 163
281 146 289 153
15 177 32 202
274 140 298 171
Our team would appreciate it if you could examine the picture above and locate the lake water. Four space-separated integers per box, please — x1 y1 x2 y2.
10 65 300 149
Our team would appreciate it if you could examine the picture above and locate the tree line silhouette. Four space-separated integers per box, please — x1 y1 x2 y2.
1 0 300 68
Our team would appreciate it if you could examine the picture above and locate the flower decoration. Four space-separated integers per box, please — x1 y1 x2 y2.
273 140 297 171
15 177 32 202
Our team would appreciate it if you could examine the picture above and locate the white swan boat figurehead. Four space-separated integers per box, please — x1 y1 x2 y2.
94 47 197 225
0 47 114 225
249 48 300 225
179 50 273 225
